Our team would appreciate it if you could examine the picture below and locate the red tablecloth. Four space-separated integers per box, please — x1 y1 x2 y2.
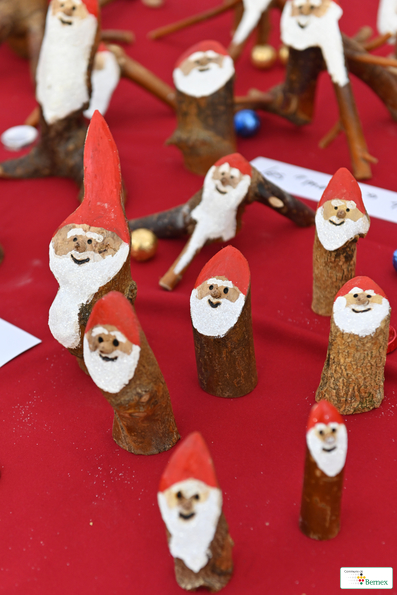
0 1 396 593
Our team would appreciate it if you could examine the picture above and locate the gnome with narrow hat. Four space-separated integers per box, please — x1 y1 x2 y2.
158 431 233 591
49 111 136 370
83 292 179 454
312 168 370 316
129 153 315 290
167 40 236 175
316 276 391 414
300 401 347 540
0 0 100 193
191 246 257 398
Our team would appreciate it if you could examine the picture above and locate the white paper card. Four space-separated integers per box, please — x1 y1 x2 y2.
251 157 397 224
0 318 41 367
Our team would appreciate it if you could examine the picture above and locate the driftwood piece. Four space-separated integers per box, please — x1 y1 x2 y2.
84 291 179 455
299 401 347 540
158 432 233 592
316 276 391 414
191 247 257 398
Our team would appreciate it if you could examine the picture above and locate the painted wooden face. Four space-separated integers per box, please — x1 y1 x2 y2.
322 199 364 226
163 484 211 522
343 291 384 313
211 164 244 194
51 0 89 23
179 51 225 77
52 224 123 265
196 276 240 308
291 0 331 20
86 324 133 358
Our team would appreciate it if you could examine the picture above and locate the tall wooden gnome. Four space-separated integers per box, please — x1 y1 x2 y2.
378 0 397 49
168 40 237 175
158 432 233 592
316 276 391 414
300 401 347 540
312 168 370 316
49 111 136 371
0 0 100 192
83 292 180 455
190 246 257 398
229 0 273 60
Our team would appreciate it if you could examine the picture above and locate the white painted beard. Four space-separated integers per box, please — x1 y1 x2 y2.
378 0 397 39
190 289 245 338
281 1 349 86
173 171 250 275
36 10 97 124
307 424 347 477
232 0 272 45
83 337 141 393
173 57 235 98
333 296 390 338
315 207 369 251
158 483 222 573
84 51 121 119
48 241 129 349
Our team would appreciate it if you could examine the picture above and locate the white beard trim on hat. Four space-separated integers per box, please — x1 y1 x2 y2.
307 423 347 477
281 1 349 87
378 0 397 40
158 480 222 573
173 54 235 98
36 8 97 124
315 207 370 251
174 169 251 275
83 336 141 393
48 241 129 349
231 0 273 45
333 293 390 338
84 51 121 119
190 279 246 338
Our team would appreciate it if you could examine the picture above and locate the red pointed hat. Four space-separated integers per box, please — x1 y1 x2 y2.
175 40 230 68
335 276 387 301
85 291 140 345
317 168 366 214
194 246 250 295
53 111 129 243
81 0 99 17
159 432 219 492
307 401 344 432
97 42 108 53
214 153 252 177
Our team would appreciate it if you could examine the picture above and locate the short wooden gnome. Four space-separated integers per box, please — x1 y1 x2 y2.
0 0 100 192
191 246 257 398
300 401 347 540
378 0 397 52
167 40 237 175
158 432 233 591
49 111 136 370
84 292 180 454
312 168 370 316
316 276 391 414
129 153 315 290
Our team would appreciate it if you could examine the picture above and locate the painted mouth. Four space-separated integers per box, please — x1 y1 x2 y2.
71 254 90 265
60 18 73 25
352 308 371 314
330 220 345 226
323 446 336 453
179 512 195 521
198 67 210 72
215 185 227 195
208 299 221 308
99 354 118 362
298 22 307 29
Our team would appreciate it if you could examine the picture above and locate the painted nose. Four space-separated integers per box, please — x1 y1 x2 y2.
300 5 311 15
210 287 221 298
63 4 75 16
356 295 369 306
99 342 115 355
221 177 229 187
75 240 86 252
337 209 346 219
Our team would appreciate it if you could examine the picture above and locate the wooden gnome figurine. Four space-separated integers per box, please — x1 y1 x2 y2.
83 292 180 455
129 153 315 290
167 41 237 175
316 276 391 414
0 0 100 192
229 0 274 60
191 246 257 398
158 432 233 591
312 168 370 316
378 0 397 56
300 401 347 540
49 111 136 370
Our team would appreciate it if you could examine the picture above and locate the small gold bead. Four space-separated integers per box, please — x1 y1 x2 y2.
130 228 158 262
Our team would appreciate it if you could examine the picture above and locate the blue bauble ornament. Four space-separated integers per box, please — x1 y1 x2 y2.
393 249 397 272
234 110 260 138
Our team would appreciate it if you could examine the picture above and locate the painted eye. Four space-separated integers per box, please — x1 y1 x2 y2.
334 206 338 210
176 491 183 499
194 494 200 500
223 288 229 294
113 339 119 347
366 294 372 299
353 294 358 298
98 337 104 343
73 237 77 242
209 285 214 290
331 427 337 433
318 429 324 435
87 239 92 244
72 5 76 9
346 208 350 212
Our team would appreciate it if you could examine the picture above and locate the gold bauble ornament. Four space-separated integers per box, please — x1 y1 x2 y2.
278 45 289 66
130 228 158 262
251 45 277 70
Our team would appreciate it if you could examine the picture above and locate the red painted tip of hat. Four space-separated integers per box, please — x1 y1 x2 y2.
82 0 99 17
335 276 388 301
194 246 250 295
307 401 344 432
97 42 108 53
53 111 129 244
159 432 218 492
214 153 252 178
85 291 141 346
175 40 230 69
317 168 366 214
387 325 397 354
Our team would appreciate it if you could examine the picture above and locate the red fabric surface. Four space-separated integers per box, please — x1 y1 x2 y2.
0 1 396 594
